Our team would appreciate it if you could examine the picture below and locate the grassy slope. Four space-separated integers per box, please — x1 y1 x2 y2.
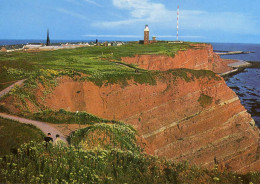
0 117 44 156
0 141 259 184
0 42 192 90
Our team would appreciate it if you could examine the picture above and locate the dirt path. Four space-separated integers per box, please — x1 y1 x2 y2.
0 79 70 143
0 79 26 98
0 113 68 143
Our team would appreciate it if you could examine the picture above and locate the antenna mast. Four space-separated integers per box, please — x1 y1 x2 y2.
177 5 179 41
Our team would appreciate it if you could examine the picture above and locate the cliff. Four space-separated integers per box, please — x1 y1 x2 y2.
35 74 259 173
121 44 233 74
1 43 259 173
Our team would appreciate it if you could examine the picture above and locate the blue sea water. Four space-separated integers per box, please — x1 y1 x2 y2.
211 42 260 61
211 43 260 127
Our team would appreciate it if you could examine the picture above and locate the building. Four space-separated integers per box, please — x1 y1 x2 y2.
144 25 149 44
0 47 7 52
46 29 50 46
151 36 157 43
140 25 157 44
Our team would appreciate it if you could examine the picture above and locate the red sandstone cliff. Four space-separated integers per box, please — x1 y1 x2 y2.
1 43 258 173
121 44 233 74
35 75 259 173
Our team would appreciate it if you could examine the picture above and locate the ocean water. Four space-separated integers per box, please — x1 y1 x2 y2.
211 43 260 127
211 42 260 61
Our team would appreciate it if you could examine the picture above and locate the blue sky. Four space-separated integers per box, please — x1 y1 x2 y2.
1 0 260 43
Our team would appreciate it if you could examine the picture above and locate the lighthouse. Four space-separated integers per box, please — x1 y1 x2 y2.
144 25 149 44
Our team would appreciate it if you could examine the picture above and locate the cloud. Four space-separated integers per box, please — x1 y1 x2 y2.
157 35 203 38
64 0 84 6
92 0 259 35
82 34 141 38
112 0 172 20
92 19 143 27
64 0 101 7
181 11 259 34
56 8 89 20
83 0 101 7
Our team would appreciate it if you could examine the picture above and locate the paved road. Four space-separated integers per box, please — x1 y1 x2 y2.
0 79 68 144
0 79 26 98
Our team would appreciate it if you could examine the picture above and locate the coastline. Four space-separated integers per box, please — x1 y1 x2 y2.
220 59 260 126
220 59 255 79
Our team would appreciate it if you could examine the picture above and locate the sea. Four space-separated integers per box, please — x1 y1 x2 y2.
1 40 259 127
211 43 260 127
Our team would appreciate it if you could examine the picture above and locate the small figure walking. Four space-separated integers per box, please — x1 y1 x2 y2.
54 134 67 146
44 133 53 143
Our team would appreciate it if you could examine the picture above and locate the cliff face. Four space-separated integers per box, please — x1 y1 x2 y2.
40 76 259 173
121 44 233 74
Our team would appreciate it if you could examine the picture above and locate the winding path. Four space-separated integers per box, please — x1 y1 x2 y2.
0 79 26 98
0 80 68 143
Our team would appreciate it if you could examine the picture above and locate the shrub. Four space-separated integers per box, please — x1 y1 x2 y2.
198 94 213 107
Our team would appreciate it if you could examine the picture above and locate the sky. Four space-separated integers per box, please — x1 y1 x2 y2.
1 0 260 43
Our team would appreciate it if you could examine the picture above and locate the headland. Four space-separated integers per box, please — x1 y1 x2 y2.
0 41 259 184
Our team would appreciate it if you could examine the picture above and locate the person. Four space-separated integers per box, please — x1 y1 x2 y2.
44 133 53 143
53 134 67 146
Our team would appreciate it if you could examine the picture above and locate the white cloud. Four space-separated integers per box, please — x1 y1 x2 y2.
157 35 203 38
56 8 89 20
181 11 259 34
64 0 101 7
92 0 259 35
113 0 173 20
83 0 101 7
64 0 84 6
82 34 140 38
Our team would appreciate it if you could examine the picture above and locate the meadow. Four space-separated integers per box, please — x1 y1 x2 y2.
0 117 44 156
0 42 192 90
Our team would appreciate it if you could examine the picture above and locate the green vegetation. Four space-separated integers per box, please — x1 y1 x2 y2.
1 42 257 183
69 123 140 152
0 42 194 91
28 109 117 125
0 117 44 157
1 141 259 184
198 94 213 107
0 42 218 91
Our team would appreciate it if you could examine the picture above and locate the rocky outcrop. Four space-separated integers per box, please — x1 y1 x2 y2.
121 44 233 74
38 75 259 173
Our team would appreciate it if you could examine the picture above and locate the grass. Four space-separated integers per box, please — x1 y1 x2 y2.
0 117 44 157
68 123 140 153
0 42 196 90
26 109 125 125
0 141 259 184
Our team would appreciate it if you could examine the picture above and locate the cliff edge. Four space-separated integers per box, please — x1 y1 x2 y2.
1 43 259 173
34 74 259 173
121 44 234 74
